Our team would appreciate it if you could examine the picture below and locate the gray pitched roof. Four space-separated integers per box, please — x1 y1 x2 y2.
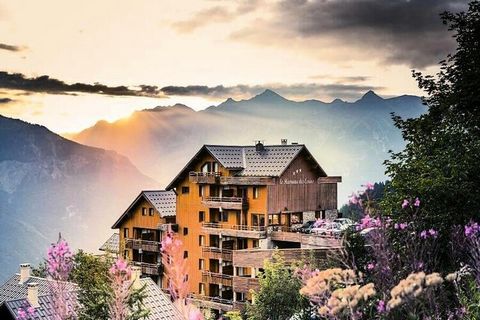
166 144 327 189
3 292 78 320
99 233 119 253
139 278 183 320
112 190 176 229
143 191 176 217
0 274 76 304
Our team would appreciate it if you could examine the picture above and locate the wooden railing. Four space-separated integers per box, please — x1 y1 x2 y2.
189 171 221 184
157 223 179 232
233 276 260 293
201 223 267 239
201 196 248 210
188 294 234 312
233 248 332 269
125 239 161 252
132 262 161 276
202 247 233 261
202 271 233 287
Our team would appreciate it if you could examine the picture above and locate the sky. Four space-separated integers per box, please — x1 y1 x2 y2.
0 0 469 133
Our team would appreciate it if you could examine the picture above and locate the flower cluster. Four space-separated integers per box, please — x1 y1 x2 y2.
394 222 408 230
401 197 421 209
387 272 443 310
108 258 133 320
465 221 480 237
420 229 438 239
300 268 375 318
356 214 381 231
47 239 73 281
17 306 35 320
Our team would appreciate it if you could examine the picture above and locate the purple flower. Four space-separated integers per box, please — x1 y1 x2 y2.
420 230 428 239
414 197 421 207
363 182 374 191
399 223 408 230
348 193 359 205
428 228 438 238
465 221 480 237
367 262 375 270
377 300 386 313
401 199 409 209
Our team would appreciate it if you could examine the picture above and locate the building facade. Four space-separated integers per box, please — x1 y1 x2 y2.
164 142 341 312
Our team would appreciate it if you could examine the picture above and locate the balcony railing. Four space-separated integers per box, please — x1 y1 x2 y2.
132 262 161 276
125 238 161 253
233 276 260 293
157 223 179 232
201 196 248 210
188 294 233 312
189 171 221 184
202 247 233 261
201 223 267 239
202 271 233 287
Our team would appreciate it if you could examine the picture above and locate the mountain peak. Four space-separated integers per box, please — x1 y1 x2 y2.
250 89 288 103
359 90 383 102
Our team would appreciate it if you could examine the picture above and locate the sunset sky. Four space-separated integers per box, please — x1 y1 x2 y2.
0 0 468 132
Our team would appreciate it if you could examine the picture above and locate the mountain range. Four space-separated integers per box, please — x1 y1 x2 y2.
0 115 156 282
68 90 427 203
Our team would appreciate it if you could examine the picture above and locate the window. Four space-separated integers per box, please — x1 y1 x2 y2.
124 228 129 238
199 211 205 222
182 186 189 194
142 207 147 216
253 187 259 199
222 210 228 222
123 250 129 259
253 240 259 248
199 283 205 295
212 162 219 172
199 259 205 270
201 162 211 173
252 214 265 227
149 208 154 216
199 185 204 197
183 227 189 235
184 251 188 258
269 214 280 225
199 235 205 246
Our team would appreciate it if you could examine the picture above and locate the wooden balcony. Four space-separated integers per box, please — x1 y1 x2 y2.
189 171 221 184
157 223 179 232
132 262 161 276
201 196 248 210
202 247 233 261
233 276 260 293
233 248 331 268
270 230 342 248
202 271 233 287
201 223 267 239
188 294 233 312
125 238 161 252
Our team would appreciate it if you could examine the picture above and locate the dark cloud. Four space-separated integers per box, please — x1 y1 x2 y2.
161 83 383 101
0 72 164 98
0 97 12 104
274 0 468 68
0 43 23 52
310 75 370 83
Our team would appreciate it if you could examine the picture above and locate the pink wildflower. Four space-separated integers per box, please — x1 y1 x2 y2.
414 197 421 207
428 229 438 238
399 222 408 230
108 258 132 320
420 230 428 239
189 308 203 320
401 199 409 209
348 193 359 205
367 262 375 270
377 300 386 313
363 182 375 190
465 221 480 237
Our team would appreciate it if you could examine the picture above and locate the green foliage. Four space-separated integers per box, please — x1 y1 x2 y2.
246 251 310 320
70 251 149 320
225 310 243 320
31 261 47 278
383 1 480 269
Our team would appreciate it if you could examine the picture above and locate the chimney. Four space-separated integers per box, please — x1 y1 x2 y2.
281 139 287 145
255 140 265 152
131 266 142 290
27 283 40 308
19 263 31 284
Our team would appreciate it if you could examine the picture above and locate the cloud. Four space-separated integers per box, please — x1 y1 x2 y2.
310 75 371 83
232 0 468 68
0 97 12 104
172 0 261 33
161 83 383 101
0 43 24 52
0 72 165 98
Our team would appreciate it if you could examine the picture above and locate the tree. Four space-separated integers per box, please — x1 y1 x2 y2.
383 1 480 268
246 251 310 320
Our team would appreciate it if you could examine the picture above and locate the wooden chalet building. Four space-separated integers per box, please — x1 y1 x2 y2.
112 141 341 313
112 190 176 286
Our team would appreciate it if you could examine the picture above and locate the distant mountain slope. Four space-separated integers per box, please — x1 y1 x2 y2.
0 115 156 282
69 90 427 207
